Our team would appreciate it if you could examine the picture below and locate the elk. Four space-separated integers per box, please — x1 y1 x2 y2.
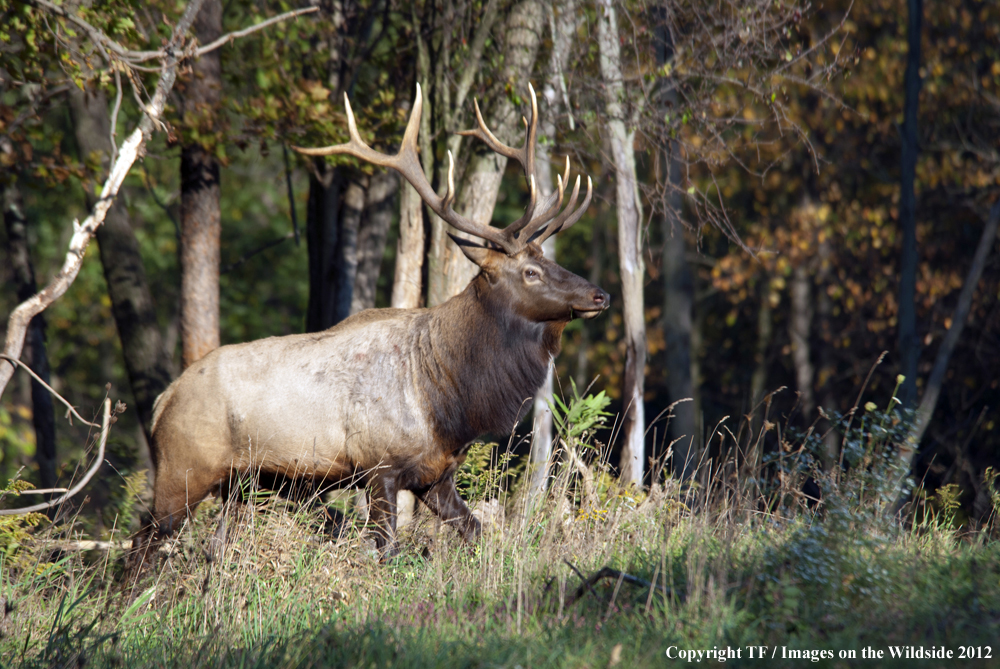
134 84 608 562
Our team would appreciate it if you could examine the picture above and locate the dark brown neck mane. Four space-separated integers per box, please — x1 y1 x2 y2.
420 274 566 450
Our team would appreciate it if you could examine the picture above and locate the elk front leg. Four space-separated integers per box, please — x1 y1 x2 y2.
367 473 400 559
417 475 482 543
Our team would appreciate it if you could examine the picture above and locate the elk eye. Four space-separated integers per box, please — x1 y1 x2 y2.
524 268 539 280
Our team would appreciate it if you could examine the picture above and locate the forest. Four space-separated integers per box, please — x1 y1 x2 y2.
1 0 998 667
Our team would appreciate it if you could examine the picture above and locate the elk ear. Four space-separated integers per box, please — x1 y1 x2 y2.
449 234 502 268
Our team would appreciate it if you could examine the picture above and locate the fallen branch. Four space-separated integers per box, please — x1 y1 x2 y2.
32 539 186 555
0 399 111 516
563 560 676 609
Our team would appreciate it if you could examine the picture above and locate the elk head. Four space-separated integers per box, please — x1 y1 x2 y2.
293 83 608 322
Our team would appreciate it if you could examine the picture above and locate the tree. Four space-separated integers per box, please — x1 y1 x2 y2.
0 0 210 400
698 0 1000 512
179 0 224 368
3 183 56 490
597 0 646 486
425 0 545 306
655 12 697 479
528 0 582 499
351 172 398 313
897 0 922 409
68 84 172 440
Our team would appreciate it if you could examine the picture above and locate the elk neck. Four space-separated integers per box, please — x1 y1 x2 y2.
419 273 566 450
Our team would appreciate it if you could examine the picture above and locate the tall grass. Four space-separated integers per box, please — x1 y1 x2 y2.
1 390 998 668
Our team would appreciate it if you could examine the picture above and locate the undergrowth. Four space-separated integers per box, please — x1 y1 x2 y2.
0 386 998 668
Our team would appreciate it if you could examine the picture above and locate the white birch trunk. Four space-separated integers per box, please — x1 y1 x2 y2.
391 181 425 311
528 0 580 499
427 0 545 306
597 0 646 486
789 263 815 419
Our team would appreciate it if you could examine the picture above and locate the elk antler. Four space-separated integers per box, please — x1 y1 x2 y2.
293 84 593 255
292 84 518 254
457 82 592 248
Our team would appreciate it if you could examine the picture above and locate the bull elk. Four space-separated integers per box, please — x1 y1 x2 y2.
134 84 608 563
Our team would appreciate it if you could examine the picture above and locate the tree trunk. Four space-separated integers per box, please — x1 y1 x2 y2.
662 222 696 478
789 262 815 420
575 223 604 390
427 0 545 306
898 0 923 409
750 279 773 429
3 183 57 491
392 176 421 525
391 180 424 310
306 163 343 332
179 0 223 368
816 230 840 466
528 0 580 499
691 295 705 449
68 85 173 441
656 4 697 480
598 0 646 486
351 171 398 314
334 178 366 321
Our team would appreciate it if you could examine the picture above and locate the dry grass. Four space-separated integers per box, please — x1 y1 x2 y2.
2 401 999 668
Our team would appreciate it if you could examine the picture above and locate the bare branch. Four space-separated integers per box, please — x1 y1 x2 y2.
27 0 162 63
194 7 319 57
0 355 100 428
28 0 317 65
904 200 1000 455
0 399 111 516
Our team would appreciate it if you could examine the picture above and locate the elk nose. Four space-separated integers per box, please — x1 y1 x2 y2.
592 289 610 308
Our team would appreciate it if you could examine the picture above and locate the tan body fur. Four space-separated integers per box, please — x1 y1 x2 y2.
150 309 436 528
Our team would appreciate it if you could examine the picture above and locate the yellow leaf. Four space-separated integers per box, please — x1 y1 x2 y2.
309 83 331 101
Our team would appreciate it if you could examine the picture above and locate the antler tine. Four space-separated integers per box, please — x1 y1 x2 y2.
292 93 391 165
293 85 517 254
507 153 570 240
457 83 538 182
502 176 542 241
517 173 567 241
457 98 518 159
534 176 593 245
522 83 539 182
